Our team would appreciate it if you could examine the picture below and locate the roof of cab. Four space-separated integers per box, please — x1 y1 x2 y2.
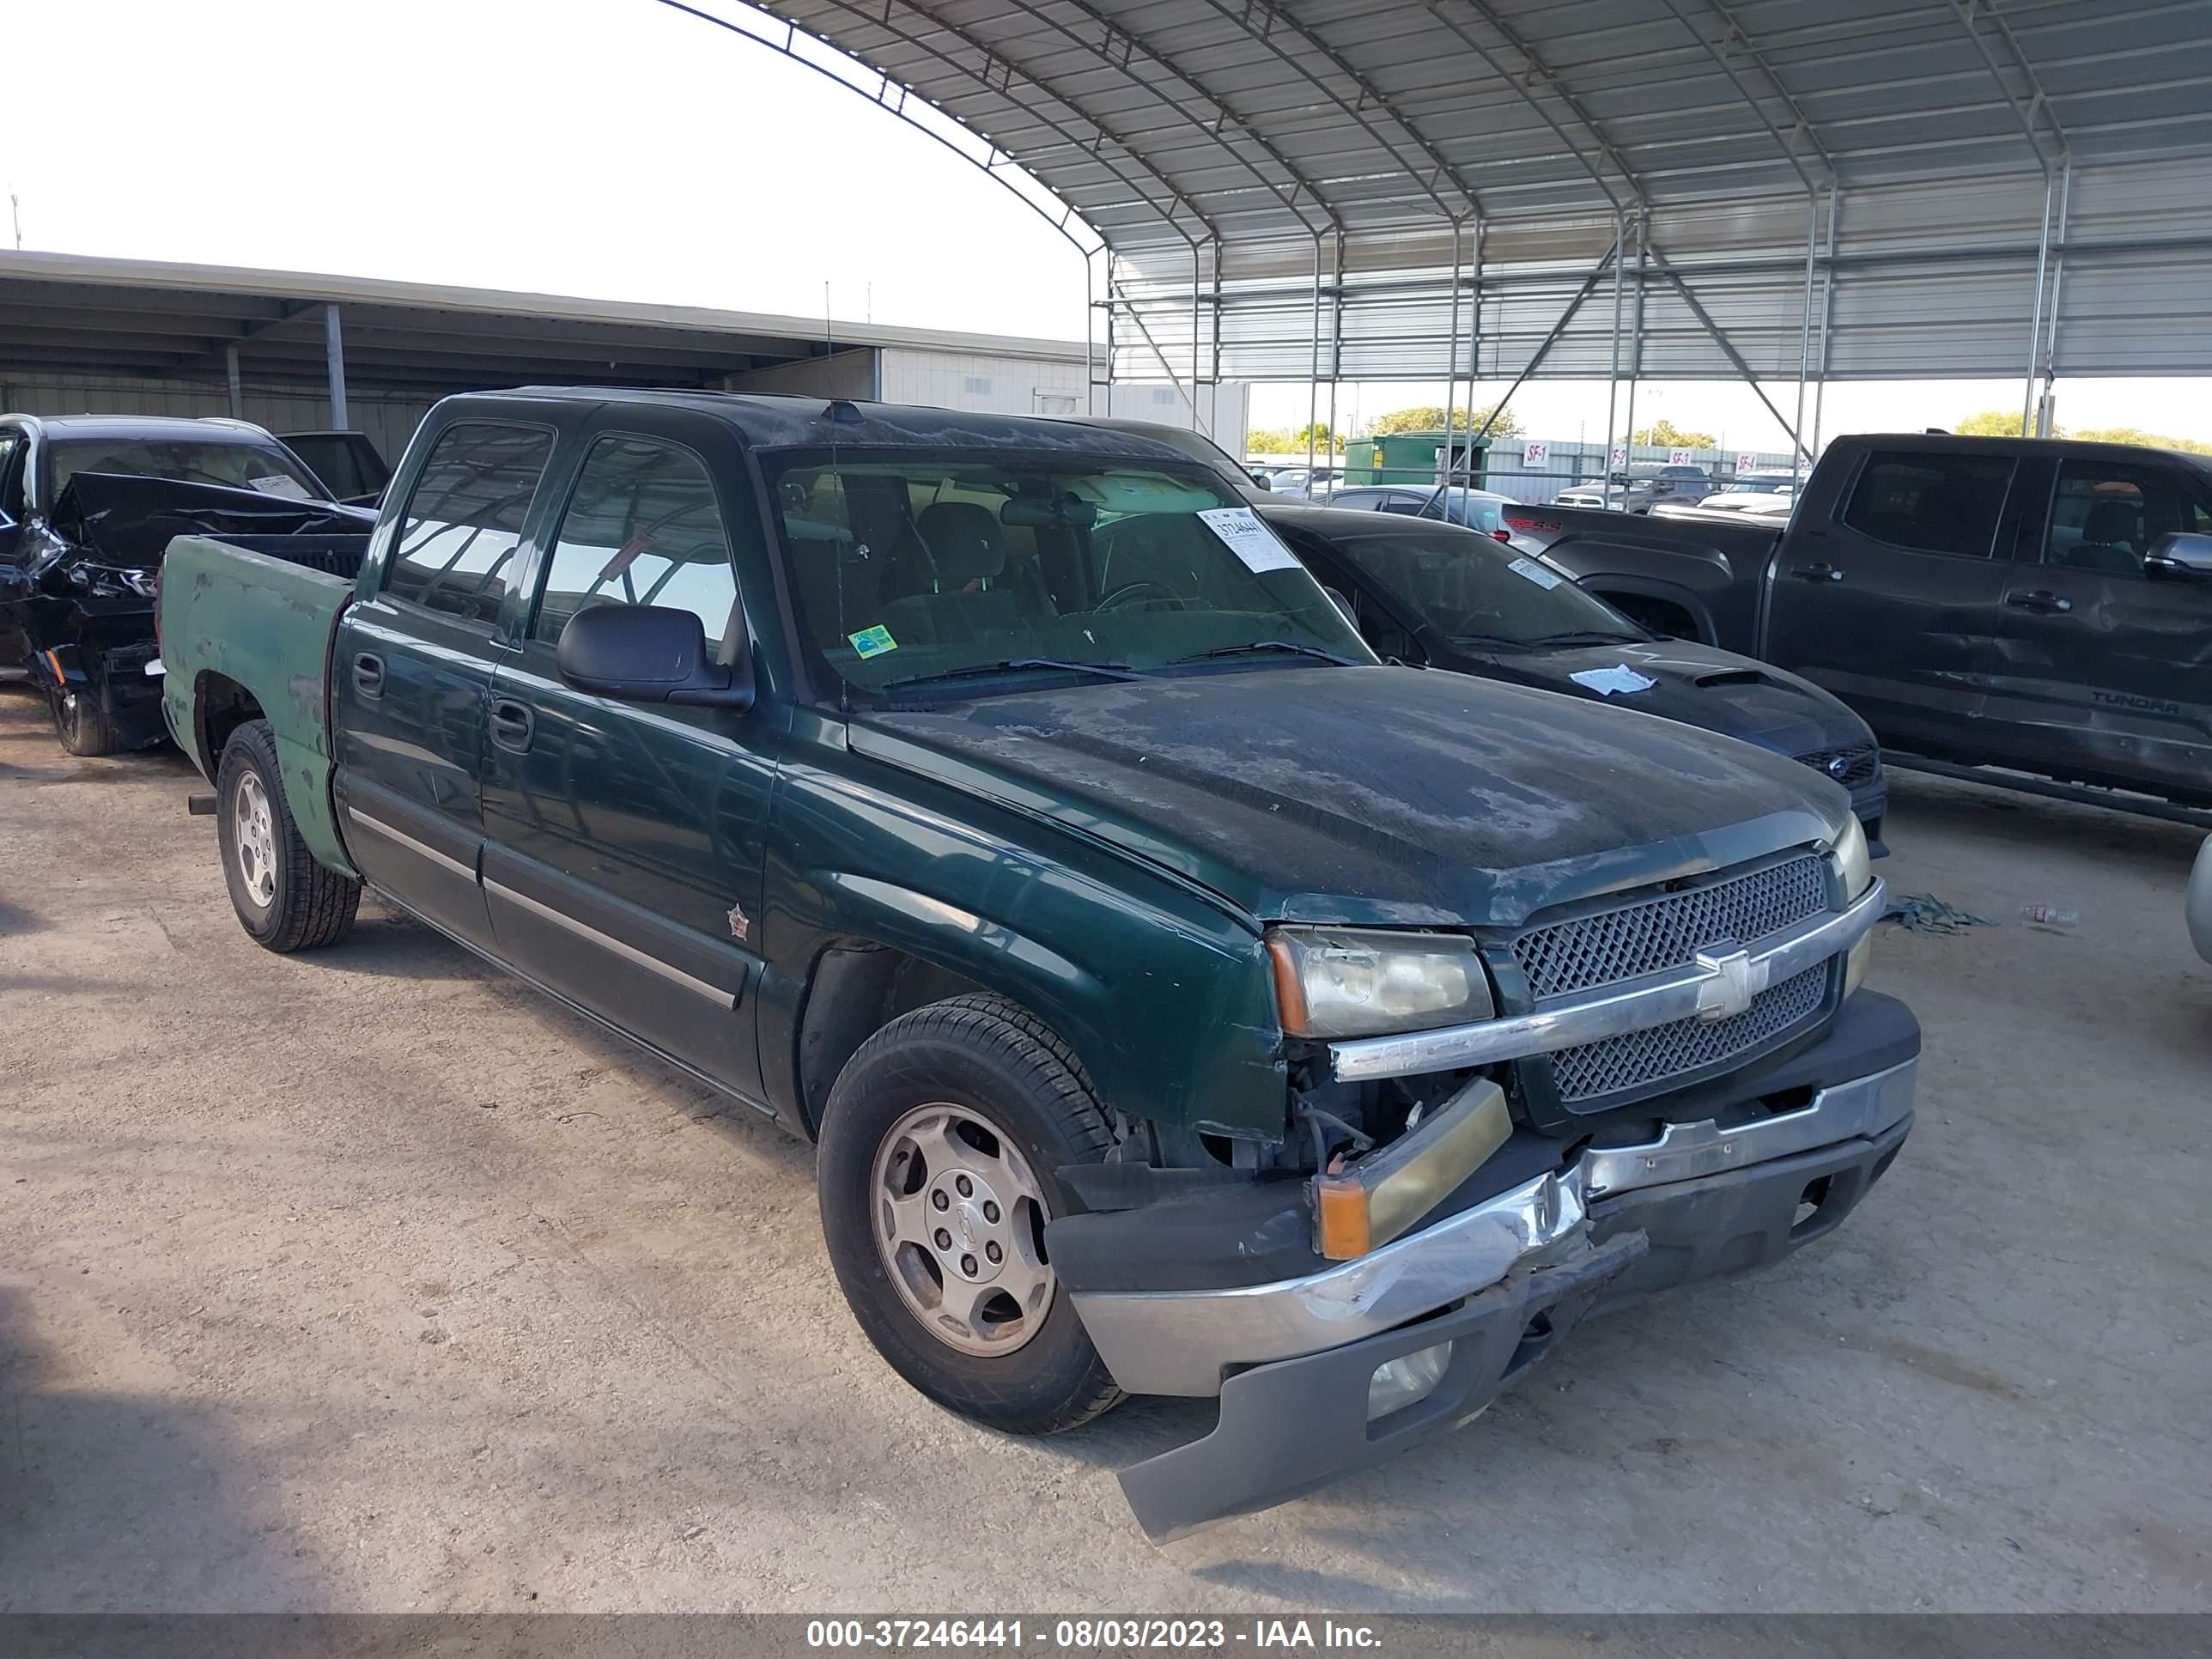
2 413 284 442
463 386 1200 463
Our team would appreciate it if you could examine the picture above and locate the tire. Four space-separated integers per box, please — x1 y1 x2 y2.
52 683 118 757
817 993 1124 1436
215 719 362 953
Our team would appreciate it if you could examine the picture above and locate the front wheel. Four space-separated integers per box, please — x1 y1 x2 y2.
216 719 362 952
817 994 1124 1435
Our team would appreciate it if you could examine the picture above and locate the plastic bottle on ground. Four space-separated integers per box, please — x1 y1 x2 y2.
2019 904 2079 928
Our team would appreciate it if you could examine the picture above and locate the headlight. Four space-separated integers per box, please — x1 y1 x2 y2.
1834 814 1872 901
1266 926 1492 1039
1833 816 1875 997
68 563 159 599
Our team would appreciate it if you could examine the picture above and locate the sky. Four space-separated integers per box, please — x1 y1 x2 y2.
9 0 2209 453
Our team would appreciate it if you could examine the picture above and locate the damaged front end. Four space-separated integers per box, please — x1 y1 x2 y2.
1048 832 1917 1540
9 472 369 753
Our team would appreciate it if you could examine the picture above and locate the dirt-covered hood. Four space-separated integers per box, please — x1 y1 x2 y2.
853 665 1850 928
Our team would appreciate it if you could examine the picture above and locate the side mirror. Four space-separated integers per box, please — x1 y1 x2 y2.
1322 586 1358 629
1248 471 1273 491
556 603 755 710
2143 531 2212 581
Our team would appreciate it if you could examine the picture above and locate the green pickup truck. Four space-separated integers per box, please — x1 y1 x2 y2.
158 389 1917 1538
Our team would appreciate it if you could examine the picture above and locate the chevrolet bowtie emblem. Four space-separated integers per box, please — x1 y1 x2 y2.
1692 943 1769 1022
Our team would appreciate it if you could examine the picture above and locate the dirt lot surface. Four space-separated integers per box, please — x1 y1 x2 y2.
2 687 2207 1613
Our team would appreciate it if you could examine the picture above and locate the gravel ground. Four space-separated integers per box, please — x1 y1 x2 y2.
2 686 2206 1613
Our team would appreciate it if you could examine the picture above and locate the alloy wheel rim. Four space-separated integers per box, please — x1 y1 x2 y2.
233 773 278 908
868 1102 1055 1357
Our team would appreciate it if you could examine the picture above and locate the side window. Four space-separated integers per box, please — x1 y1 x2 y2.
1379 495 1428 518
386 423 555 623
532 436 738 651
1838 450 2015 557
0 433 23 529
2044 459 2212 577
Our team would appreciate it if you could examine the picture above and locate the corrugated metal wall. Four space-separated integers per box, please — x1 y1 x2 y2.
0 369 430 471
1110 155 2212 386
878 347 1248 440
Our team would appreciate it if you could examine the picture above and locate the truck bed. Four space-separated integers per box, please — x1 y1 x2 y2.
157 532 365 876
1501 501 1784 651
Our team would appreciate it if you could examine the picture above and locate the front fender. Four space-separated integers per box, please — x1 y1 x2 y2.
762 757 1289 1143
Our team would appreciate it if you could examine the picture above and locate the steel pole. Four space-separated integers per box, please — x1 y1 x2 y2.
1811 186 1839 461
1602 212 1625 505
2021 173 2054 432
322 303 348 430
2039 161 2075 435
1793 197 1817 482
1307 233 1323 472
1442 221 1464 494
224 343 243 419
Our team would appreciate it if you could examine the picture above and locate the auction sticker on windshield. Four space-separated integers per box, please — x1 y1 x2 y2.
848 624 898 659
1196 506 1301 574
1507 557 1565 590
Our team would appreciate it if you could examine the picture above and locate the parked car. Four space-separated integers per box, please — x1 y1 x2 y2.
1504 433 2212 813
1322 483 1542 549
1553 463 1712 514
1265 503 1889 848
1699 471 1800 512
1266 464 1342 501
281 429 392 507
0 413 371 755
158 389 1911 1539
2191 836 2212 965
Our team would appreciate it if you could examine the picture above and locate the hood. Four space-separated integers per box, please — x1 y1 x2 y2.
48 472 374 564
1445 637 1873 759
853 665 1849 928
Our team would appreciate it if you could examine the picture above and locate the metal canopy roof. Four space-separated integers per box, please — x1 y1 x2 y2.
768 0 2209 243
0 249 1080 397
722 0 2212 428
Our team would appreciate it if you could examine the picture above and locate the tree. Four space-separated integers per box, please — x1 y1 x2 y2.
1631 417 1717 449
1955 410 2028 437
1292 422 1346 453
1244 427 1296 456
2069 425 2212 456
1366 404 1522 439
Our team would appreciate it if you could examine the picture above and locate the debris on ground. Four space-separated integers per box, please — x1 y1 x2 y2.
1882 893 1998 934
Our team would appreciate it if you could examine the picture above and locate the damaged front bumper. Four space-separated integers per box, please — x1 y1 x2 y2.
1065 993 1918 1540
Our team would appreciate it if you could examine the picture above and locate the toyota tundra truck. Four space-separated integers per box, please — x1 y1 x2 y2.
156 388 1917 1538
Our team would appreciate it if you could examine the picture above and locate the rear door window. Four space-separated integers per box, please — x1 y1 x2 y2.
1839 450 2016 557
386 422 556 624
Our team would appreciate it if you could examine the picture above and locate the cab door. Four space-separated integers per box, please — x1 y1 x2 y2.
1762 445 2019 757
479 410 782 1103
331 417 564 953
1981 453 2212 798
0 429 32 671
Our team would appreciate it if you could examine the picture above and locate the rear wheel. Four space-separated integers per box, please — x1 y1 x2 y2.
817 994 1123 1435
216 720 362 952
51 684 117 757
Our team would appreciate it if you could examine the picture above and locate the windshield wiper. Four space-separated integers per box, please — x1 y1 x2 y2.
875 658 1142 693
1449 632 1540 653
1171 640 1358 667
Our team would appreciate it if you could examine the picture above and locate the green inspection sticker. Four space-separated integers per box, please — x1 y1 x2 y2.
848 624 898 659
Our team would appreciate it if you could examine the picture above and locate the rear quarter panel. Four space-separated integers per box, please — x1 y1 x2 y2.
158 534 356 875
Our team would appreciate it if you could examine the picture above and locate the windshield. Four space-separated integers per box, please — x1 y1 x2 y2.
1722 475 1795 494
1322 523 1645 648
47 437 327 501
768 453 1373 694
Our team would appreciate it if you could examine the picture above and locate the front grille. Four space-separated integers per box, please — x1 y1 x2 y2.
1510 853 1835 1107
1548 963 1827 1103
1511 854 1829 1001
1794 742 1881 791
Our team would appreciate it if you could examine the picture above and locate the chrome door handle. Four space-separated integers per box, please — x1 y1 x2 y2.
351 653 385 698
1790 562 1844 583
2006 589 2073 614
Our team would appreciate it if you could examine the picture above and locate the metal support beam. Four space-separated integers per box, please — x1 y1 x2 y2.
224 344 243 419
324 303 348 430
1644 251 1808 463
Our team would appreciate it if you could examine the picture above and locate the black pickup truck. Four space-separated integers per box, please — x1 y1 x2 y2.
1507 434 2212 811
